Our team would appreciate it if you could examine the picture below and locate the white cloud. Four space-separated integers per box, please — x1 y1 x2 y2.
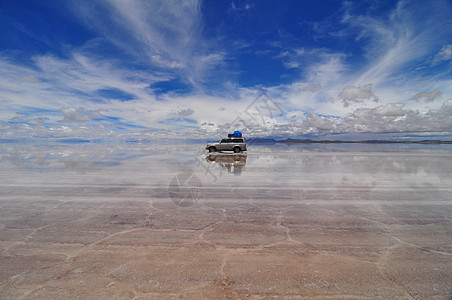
372 104 406 117
337 84 379 107
271 0 452 122
60 107 104 122
231 1 252 11
303 113 337 132
338 1 451 87
192 98 452 138
300 84 322 93
441 100 452 115
433 44 452 64
0 53 167 123
177 108 194 117
151 55 185 69
69 0 223 88
410 90 442 103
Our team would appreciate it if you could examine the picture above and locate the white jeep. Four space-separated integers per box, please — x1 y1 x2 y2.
206 137 247 153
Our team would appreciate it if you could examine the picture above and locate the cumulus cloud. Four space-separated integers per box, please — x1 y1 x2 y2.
303 113 337 131
195 99 452 139
306 101 452 136
410 90 442 103
336 84 379 107
177 108 194 117
60 107 104 122
441 100 452 115
371 103 406 117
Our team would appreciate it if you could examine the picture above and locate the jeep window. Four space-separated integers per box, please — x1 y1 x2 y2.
220 138 244 143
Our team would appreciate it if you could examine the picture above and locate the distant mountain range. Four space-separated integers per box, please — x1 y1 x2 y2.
246 138 452 144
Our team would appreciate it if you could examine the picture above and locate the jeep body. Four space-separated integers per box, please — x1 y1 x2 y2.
205 138 247 153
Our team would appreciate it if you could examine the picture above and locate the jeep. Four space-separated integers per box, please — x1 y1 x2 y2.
205 137 247 153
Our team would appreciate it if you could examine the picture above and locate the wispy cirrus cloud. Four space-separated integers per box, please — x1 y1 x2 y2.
0 53 159 121
69 0 224 89
433 44 452 64
349 1 451 86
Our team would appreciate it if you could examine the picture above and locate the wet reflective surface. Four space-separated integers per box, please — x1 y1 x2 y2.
1 141 451 299
205 153 247 176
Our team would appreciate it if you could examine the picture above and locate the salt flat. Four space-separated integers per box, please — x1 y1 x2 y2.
0 141 451 299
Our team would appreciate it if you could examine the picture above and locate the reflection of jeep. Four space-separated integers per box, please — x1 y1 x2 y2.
206 153 247 164
206 153 247 175
206 137 247 153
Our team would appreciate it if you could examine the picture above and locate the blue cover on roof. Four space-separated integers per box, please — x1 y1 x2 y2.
232 131 242 137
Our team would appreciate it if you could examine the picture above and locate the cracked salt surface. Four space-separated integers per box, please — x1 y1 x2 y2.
0 141 451 299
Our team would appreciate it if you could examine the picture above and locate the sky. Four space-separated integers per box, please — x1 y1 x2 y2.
1 0 452 140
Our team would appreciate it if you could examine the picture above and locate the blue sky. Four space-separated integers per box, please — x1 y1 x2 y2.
1 0 452 140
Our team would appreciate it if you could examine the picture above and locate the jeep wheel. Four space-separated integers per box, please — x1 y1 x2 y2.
209 146 216 153
233 147 241 153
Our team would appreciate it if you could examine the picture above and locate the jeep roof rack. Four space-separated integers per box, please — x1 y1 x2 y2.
227 131 242 138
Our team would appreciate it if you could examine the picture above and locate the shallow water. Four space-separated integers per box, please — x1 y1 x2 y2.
1 141 451 298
